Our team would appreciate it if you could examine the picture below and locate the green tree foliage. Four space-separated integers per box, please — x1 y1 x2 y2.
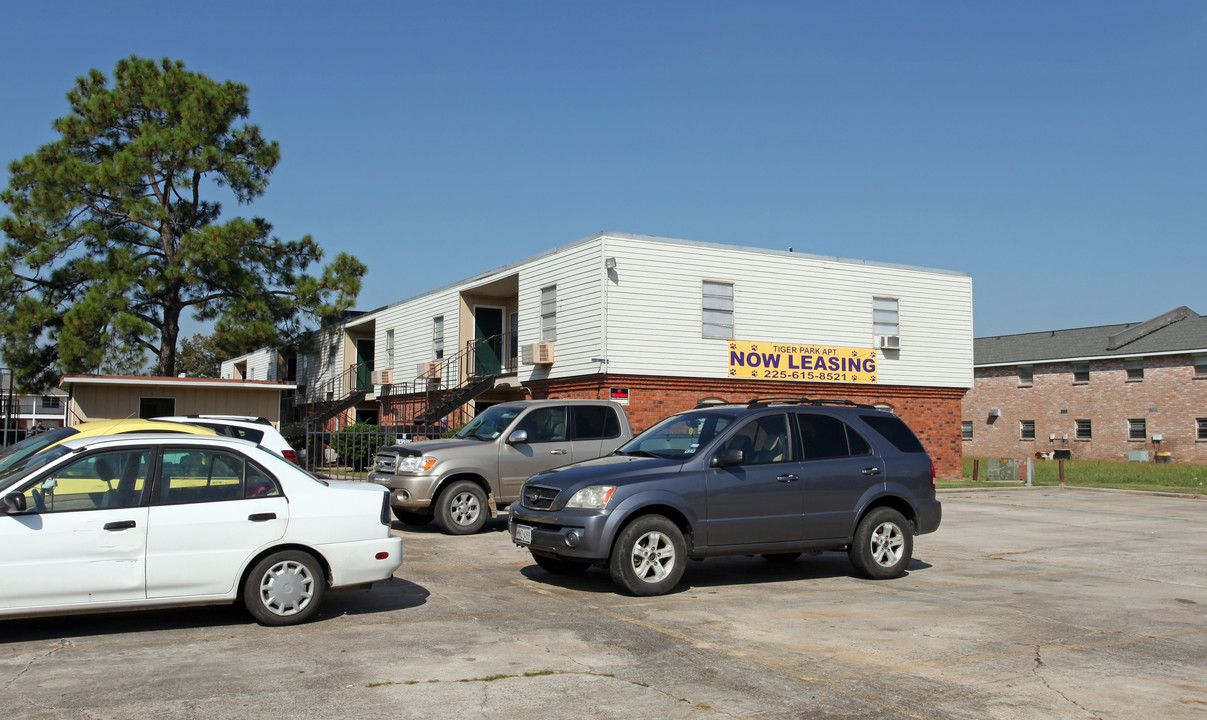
175 333 223 379
0 56 366 390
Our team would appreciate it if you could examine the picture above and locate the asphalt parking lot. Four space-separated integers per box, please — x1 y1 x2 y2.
2 487 1205 720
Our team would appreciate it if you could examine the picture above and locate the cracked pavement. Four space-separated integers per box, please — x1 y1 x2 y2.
1 488 1205 719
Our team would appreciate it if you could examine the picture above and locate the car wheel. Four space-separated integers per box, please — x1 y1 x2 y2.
609 515 686 596
243 550 326 626
434 480 488 535
392 507 433 526
849 507 913 580
532 553 592 576
761 552 802 563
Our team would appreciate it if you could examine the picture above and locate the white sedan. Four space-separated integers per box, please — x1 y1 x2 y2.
0 433 402 626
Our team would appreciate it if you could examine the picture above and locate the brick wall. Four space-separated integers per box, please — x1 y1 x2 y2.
524 374 967 479
962 354 1207 464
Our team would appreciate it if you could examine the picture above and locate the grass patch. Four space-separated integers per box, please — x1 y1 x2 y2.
942 457 1207 495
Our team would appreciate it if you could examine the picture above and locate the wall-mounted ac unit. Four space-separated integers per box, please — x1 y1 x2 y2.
416 362 441 380
988 407 1001 417
522 342 555 365
370 369 393 385
876 335 901 350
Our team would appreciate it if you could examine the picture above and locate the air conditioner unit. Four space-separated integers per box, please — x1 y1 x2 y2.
876 335 901 350
370 369 393 385
416 362 442 379
988 408 1001 417
522 342 555 365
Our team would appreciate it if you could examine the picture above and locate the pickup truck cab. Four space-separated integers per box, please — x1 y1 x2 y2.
369 399 632 534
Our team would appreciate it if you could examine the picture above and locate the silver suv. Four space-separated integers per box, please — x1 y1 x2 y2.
369 399 632 535
509 398 942 596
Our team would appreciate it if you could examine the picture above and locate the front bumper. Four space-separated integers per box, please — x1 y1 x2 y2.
368 473 439 509
508 506 613 562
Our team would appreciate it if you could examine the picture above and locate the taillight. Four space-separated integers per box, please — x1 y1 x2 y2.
930 459 936 489
282 449 298 464
380 493 392 526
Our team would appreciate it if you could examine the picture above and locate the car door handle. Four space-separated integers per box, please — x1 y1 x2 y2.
776 474 799 483
104 520 136 531
861 467 882 476
248 513 277 522
549 449 568 455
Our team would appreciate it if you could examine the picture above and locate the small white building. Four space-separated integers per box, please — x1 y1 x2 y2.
274 232 973 476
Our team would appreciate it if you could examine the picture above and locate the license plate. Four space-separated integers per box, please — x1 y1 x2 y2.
514 523 533 545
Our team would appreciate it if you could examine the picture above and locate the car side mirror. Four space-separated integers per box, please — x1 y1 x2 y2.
507 429 529 445
2 492 27 514
710 448 745 468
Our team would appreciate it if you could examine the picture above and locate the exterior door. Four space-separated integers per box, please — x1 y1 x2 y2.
0 448 153 609
474 306 504 376
355 338 374 392
796 413 885 540
702 414 803 546
498 406 572 499
146 448 288 599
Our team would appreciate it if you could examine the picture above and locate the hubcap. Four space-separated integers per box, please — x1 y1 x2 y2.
629 531 675 583
451 491 480 526
259 560 314 616
869 521 904 567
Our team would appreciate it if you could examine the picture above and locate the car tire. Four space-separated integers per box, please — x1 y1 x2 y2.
532 553 592 576
761 552 802 563
609 515 686 596
434 480 488 535
392 508 433 526
849 507 913 580
243 550 326 626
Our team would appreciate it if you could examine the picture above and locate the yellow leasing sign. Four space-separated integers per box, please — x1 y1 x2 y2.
728 341 878 384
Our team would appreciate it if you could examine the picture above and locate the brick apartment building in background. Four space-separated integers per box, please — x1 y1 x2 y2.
962 306 1207 464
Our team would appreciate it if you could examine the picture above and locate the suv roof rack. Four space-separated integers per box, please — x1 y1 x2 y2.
744 397 878 410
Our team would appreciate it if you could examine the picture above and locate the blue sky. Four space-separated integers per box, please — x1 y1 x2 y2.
2 1 1204 338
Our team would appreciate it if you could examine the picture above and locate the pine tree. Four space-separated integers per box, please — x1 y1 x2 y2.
0 56 365 390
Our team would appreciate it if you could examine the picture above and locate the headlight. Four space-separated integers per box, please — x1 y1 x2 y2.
397 455 438 473
565 485 616 509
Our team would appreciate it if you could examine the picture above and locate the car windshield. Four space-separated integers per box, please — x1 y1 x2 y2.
617 411 734 459
0 427 78 479
454 406 523 440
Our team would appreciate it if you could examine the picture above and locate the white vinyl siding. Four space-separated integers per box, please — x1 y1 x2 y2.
600 235 973 388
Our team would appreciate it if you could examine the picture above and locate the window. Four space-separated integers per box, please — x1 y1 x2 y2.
571 405 622 440
1073 363 1090 383
386 329 395 368
1129 419 1147 441
15 449 151 513
158 448 281 504
41 395 61 410
540 286 557 342
702 281 734 339
327 343 337 379
514 406 568 443
432 317 444 360
1076 420 1092 440
860 414 926 453
724 414 792 464
797 414 872 460
138 397 175 419
873 297 900 337
961 421 973 440
1196 355 1207 377
1126 358 1144 381
1018 365 1033 385
1198 418 1207 441
1020 420 1036 441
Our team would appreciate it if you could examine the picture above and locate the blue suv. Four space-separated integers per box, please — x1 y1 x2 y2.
509 398 941 596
